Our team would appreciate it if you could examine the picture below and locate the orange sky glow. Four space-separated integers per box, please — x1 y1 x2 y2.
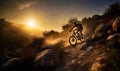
0 0 119 32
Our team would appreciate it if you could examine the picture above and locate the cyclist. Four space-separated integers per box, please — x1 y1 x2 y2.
69 18 83 39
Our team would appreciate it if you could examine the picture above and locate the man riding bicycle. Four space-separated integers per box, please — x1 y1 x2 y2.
69 18 83 39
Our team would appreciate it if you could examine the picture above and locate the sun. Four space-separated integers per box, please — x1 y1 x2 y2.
26 19 36 28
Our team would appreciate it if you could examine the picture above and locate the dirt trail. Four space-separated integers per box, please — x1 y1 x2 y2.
62 42 103 71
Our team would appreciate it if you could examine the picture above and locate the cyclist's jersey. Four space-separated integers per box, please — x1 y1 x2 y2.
74 24 83 32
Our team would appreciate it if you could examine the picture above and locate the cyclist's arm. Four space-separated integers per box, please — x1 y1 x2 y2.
73 27 78 33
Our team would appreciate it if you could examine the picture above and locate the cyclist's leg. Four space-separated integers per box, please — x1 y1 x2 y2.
78 28 82 35
78 29 84 39
77 30 81 39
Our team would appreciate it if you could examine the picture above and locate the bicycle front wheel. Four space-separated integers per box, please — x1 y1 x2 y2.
69 36 77 46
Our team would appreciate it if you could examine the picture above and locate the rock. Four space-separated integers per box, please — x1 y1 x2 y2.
112 17 120 32
93 24 104 39
2 58 23 71
107 29 114 35
92 22 113 40
91 55 106 71
107 34 120 48
34 49 60 71
0 55 11 65
107 34 120 40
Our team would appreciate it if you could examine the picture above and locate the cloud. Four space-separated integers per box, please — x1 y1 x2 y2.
19 1 37 10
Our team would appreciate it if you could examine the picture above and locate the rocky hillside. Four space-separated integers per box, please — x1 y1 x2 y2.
0 2 120 71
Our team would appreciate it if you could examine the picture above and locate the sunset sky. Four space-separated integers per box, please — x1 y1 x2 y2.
0 0 120 32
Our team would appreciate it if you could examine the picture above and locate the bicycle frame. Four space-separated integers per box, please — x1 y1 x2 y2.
71 28 79 40
69 28 85 46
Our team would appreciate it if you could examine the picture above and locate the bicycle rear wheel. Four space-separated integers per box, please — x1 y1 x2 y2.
80 34 85 42
69 36 77 46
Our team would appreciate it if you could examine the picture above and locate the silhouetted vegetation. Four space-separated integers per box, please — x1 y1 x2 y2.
103 2 120 18
43 30 60 39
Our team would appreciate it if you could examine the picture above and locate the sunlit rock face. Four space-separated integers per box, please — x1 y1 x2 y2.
2 58 24 71
107 33 120 49
92 24 105 39
34 48 60 71
112 17 120 32
91 54 106 71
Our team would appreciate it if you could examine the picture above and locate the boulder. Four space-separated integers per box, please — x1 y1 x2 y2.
92 24 105 39
91 55 106 71
2 58 23 71
0 55 11 65
112 17 120 32
34 49 60 71
107 34 120 48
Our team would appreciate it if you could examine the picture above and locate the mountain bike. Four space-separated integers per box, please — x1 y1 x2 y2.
69 28 85 46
